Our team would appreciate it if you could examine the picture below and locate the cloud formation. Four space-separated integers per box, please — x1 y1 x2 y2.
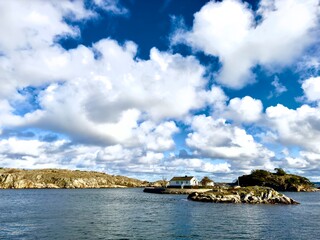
223 96 263 124
186 115 275 170
174 0 320 88
1 0 320 181
302 76 320 102
266 104 320 153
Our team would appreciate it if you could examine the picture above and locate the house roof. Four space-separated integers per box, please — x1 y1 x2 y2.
170 176 194 181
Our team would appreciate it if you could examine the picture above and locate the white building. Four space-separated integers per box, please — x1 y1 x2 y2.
169 176 198 188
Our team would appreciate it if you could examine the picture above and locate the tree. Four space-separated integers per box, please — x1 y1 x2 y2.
200 176 213 186
159 176 168 188
274 168 286 176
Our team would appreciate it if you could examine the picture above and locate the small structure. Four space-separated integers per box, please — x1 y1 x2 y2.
169 175 198 188
202 180 214 187
200 176 214 187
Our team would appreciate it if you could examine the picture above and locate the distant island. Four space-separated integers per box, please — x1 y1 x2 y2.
238 168 317 192
0 168 148 189
144 169 320 204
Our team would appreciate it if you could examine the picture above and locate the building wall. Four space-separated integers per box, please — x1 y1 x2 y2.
169 178 198 187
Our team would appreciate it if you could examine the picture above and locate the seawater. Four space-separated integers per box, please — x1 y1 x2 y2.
0 188 319 240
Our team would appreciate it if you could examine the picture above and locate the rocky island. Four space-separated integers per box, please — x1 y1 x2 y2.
188 186 299 204
238 168 317 192
0 168 147 189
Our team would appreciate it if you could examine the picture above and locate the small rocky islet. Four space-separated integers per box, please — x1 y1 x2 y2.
187 186 299 204
238 168 317 192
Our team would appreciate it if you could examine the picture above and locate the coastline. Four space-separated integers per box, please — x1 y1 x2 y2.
0 168 148 189
143 187 211 194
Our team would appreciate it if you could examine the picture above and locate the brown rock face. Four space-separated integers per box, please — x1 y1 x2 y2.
0 168 147 189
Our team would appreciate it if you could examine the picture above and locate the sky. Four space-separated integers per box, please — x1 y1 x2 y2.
1 0 320 182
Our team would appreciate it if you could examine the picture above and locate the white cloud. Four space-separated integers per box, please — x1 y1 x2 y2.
0 137 73 169
301 76 320 102
0 137 165 176
0 1 93 54
262 104 320 176
166 158 231 173
223 96 263 123
138 151 164 165
186 115 274 166
132 121 179 152
0 35 227 148
284 157 310 169
174 0 320 88
274 150 320 179
266 104 320 153
269 76 287 98
0 1 234 179
2 0 320 181
93 0 128 15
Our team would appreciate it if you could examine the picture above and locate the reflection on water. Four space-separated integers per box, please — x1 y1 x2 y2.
0 189 319 239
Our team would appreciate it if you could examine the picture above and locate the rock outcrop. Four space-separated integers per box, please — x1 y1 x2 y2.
238 169 317 192
0 168 148 189
188 186 299 204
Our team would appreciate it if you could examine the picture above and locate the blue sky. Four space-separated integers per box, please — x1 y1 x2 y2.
1 0 320 182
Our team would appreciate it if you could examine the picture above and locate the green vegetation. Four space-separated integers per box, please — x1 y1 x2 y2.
238 168 314 191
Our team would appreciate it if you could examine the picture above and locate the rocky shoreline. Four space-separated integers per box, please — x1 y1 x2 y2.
188 186 299 204
0 168 147 189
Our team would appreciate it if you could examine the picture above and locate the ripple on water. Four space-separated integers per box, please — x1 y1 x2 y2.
0 188 319 239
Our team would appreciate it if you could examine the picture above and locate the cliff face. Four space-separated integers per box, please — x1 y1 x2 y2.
238 169 316 192
0 168 148 189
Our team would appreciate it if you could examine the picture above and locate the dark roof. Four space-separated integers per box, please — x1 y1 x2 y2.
170 176 194 181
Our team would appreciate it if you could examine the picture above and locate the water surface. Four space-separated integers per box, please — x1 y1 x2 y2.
0 188 319 239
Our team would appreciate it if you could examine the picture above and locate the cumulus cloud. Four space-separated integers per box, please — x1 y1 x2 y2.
0 0 231 178
283 156 310 169
174 0 320 88
274 150 320 181
0 1 93 54
2 0 320 181
1 40 220 146
261 103 320 178
0 137 74 169
266 104 320 153
165 158 231 173
301 76 320 102
0 0 225 149
0 137 166 176
222 96 263 124
186 115 274 169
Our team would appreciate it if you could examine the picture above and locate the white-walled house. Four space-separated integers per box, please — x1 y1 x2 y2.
169 176 198 188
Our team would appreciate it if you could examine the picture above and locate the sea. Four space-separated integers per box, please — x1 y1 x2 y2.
0 188 319 240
